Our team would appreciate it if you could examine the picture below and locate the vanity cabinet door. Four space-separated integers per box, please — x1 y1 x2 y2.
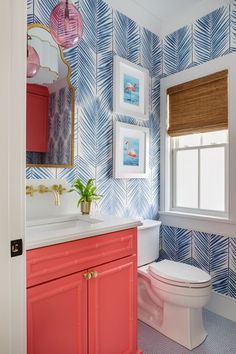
26 84 49 152
88 255 137 354
27 271 87 354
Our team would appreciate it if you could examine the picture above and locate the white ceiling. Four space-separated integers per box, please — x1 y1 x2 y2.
105 0 231 37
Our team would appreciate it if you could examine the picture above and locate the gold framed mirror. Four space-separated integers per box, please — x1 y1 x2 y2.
26 23 75 168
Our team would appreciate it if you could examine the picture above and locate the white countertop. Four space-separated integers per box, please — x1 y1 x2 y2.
26 213 142 250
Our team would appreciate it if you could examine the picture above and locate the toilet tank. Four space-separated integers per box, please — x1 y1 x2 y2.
137 220 161 267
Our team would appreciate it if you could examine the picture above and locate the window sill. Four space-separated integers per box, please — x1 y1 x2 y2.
159 211 236 238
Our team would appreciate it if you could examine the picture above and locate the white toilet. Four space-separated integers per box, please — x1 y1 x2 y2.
138 220 212 350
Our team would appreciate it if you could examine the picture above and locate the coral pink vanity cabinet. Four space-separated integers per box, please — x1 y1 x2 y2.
27 227 142 354
26 84 49 153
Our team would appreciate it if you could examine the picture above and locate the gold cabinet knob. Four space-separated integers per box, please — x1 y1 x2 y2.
83 271 98 280
90 271 98 279
83 272 92 280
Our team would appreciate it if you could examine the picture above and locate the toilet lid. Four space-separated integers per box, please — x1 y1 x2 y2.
149 260 211 284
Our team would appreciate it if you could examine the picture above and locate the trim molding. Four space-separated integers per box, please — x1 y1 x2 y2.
205 291 236 323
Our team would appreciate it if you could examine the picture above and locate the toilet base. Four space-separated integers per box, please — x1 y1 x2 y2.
139 302 207 350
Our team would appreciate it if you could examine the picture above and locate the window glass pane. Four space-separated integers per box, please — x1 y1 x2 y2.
177 134 201 148
200 147 225 211
176 149 198 208
201 130 228 145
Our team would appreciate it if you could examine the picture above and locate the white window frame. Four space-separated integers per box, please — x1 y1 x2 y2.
171 140 229 218
160 53 236 237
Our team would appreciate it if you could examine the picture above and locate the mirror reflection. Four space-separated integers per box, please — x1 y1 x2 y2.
26 24 75 168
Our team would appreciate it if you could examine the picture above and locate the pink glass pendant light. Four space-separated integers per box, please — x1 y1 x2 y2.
27 44 40 78
49 0 83 49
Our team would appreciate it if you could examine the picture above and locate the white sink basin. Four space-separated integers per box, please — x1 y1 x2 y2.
27 214 104 228
28 219 89 233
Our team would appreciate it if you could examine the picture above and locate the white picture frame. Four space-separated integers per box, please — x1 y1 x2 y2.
113 121 149 178
113 55 149 120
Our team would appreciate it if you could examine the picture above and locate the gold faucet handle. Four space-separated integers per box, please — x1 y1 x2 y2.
58 184 66 195
26 185 37 197
38 185 49 194
52 184 67 195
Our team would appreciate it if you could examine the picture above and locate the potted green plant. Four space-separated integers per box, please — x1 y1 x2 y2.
69 178 102 215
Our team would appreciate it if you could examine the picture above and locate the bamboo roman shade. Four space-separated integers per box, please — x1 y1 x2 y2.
167 70 228 137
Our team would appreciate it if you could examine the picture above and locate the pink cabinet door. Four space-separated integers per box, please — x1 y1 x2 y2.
88 255 137 354
26 84 49 152
27 271 87 354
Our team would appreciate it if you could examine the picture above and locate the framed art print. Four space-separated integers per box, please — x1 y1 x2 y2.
113 121 149 178
113 56 149 120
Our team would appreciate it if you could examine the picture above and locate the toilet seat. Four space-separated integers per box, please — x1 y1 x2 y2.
148 260 211 289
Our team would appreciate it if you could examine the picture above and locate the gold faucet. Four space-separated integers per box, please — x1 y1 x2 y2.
51 185 61 206
26 184 67 206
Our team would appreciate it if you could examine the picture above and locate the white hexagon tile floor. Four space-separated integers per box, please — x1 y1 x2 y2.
138 310 236 354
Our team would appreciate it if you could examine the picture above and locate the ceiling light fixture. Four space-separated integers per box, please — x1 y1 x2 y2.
49 0 83 49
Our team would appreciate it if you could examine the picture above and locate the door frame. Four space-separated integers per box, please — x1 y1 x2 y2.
0 0 26 353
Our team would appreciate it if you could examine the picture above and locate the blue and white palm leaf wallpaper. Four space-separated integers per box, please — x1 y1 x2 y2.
127 19 140 64
175 228 192 264
161 225 176 261
192 231 210 272
97 0 112 54
64 46 79 90
210 234 229 295
163 25 192 75
152 35 162 77
229 239 236 298
28 0 236 299
27 0 34 23
58 154 94 186
193 6 230 64
231 1 236 51
77 40 96 105
127 178 151 219
113 11 128 59
140 28 153 72
96 159 126 216
97 51 113 109
35 0 58 26
80 96 111 167
151 77 160 116
80 97 100 168
80 0 97 53
30 167 56 179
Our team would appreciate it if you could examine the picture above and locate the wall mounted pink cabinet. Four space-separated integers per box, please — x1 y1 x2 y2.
26 84 49 152
27 228 141 354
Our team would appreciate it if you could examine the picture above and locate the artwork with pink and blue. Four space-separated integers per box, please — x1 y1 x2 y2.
123 74 140 106
123 136 139 166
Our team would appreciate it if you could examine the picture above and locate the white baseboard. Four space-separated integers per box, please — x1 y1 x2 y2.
205 291 236 323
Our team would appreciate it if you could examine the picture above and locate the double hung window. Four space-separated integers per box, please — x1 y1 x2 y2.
167 70 228 217
171 130 228 216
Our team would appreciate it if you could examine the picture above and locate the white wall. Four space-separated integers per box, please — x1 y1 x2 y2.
0 0 26 353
